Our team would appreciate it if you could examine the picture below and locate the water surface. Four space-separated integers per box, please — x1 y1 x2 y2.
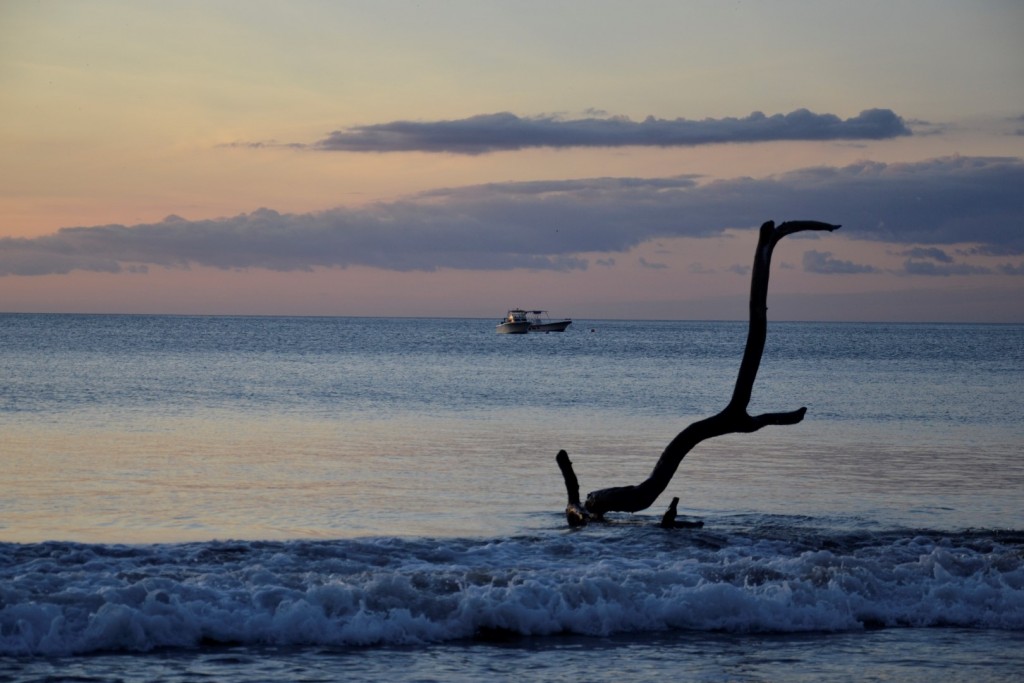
1 315 1021 680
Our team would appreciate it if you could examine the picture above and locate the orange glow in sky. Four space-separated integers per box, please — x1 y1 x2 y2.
2 1 1023 321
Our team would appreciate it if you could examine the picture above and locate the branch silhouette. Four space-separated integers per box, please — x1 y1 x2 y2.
558 220 840 526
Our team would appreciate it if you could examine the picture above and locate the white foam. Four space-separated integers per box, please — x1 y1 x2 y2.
1 531 1022 656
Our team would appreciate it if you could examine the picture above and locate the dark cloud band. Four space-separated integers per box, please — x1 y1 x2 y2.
312 109 910 154
2 156 1021 277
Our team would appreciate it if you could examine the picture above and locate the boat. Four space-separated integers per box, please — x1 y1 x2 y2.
527 310 572 332
496 309 531 334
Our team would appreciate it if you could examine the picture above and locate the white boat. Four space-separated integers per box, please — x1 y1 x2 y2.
496 309 531 334
527 310 572 332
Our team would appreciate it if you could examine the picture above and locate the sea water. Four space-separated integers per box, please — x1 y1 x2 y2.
1 314 1022 681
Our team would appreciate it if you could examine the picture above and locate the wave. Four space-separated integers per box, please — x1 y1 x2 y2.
2 524 1022 656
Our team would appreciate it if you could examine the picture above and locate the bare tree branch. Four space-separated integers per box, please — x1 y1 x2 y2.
557 220 840 525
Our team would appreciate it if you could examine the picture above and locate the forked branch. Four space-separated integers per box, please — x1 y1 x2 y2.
558 220 840 526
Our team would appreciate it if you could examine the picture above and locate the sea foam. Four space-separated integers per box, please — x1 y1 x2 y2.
2 528 1022 656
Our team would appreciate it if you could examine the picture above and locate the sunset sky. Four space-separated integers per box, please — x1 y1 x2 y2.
2 0 1023 321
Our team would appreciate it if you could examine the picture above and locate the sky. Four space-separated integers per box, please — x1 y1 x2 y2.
2 0 1023 321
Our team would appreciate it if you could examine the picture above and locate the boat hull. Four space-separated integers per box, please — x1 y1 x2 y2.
496 322 531 334
529 320 572 332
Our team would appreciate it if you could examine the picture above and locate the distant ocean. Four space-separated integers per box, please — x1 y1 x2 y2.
2 314 1022 681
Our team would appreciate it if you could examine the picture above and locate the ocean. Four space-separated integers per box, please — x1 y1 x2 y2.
1 314 1022 681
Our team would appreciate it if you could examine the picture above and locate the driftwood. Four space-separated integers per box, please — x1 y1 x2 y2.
557 220 840 527
660 497 704 529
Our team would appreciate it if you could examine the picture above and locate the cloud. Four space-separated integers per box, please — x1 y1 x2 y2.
638 257 668 269
310 109 910 154
961 244 1024 257
692 155 1024 254
901 260 992 276
803 250 879 274
897 247 954 263
219 140 306 150
3 155 1022 277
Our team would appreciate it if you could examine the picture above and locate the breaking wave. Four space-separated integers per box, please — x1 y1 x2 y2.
3 522 1022 656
